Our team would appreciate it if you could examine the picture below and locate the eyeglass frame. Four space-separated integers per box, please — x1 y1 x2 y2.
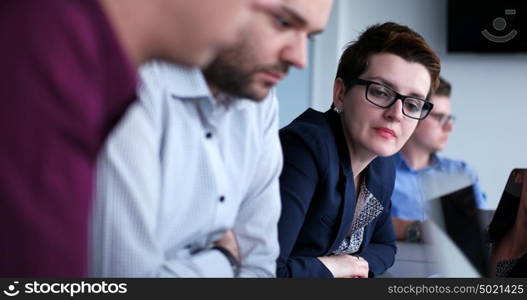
428 112 456 127
346 78 434 120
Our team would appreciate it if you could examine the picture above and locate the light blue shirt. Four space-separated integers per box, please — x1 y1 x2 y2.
391 153 487 221
90 62 283 277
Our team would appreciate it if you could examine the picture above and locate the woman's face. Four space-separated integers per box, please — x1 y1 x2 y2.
333 53 432 158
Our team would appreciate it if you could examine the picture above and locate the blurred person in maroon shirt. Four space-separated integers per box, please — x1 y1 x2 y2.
0 0 282 277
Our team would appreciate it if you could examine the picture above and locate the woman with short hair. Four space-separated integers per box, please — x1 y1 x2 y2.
277 22 441 278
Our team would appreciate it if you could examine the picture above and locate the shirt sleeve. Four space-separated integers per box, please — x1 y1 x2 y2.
90 81 233 278
234 91 283 277
463 163 487 209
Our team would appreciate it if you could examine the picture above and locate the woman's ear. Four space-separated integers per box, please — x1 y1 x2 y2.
333 78 346 109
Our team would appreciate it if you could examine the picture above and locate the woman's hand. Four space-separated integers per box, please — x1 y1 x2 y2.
318 254 369 278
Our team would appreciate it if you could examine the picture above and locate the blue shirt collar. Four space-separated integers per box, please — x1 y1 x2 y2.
396 152 445 173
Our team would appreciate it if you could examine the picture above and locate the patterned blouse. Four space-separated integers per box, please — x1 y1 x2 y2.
333 181 384 255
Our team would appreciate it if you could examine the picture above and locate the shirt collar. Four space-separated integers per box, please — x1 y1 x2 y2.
168 66 209 99
139 61 211 99
430 153 449 172
396 152 444 172
395 152 411 170
140 61 269 114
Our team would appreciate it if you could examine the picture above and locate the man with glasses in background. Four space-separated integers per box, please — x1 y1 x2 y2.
391 77 487 242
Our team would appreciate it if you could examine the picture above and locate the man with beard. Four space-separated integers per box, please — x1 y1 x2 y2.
91 0 333 277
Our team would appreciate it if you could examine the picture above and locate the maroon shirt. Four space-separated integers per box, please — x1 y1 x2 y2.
0 0 137 276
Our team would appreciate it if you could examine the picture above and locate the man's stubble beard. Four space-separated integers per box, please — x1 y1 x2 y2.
203 55 289 101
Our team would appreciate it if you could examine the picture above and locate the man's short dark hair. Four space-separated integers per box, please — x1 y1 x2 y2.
434 77 451 97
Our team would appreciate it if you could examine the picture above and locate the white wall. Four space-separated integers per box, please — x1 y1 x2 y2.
276 42 314 127
310 0 347 112
308 0 527 209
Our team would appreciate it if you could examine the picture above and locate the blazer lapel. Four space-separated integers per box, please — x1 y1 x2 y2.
324 109 357 254
326 171 356 254
357 159 387 252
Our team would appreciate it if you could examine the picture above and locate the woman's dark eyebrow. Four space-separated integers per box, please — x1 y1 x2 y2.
367 76 426 99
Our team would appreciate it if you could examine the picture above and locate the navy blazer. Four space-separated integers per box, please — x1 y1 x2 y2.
277 108 397 278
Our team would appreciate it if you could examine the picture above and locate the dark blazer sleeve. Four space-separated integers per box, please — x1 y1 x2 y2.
276 128 333 278
360 199 397 277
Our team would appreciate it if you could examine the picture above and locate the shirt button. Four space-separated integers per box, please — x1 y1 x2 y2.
219 196 225 203
205 132 213 139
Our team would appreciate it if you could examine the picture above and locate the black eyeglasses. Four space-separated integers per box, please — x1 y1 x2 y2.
429 113 456 127
348 78 433 120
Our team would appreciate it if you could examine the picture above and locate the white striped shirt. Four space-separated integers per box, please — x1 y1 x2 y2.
90 61 283 277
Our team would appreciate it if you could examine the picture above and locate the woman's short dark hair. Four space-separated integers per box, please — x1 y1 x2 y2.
335 22 441 99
